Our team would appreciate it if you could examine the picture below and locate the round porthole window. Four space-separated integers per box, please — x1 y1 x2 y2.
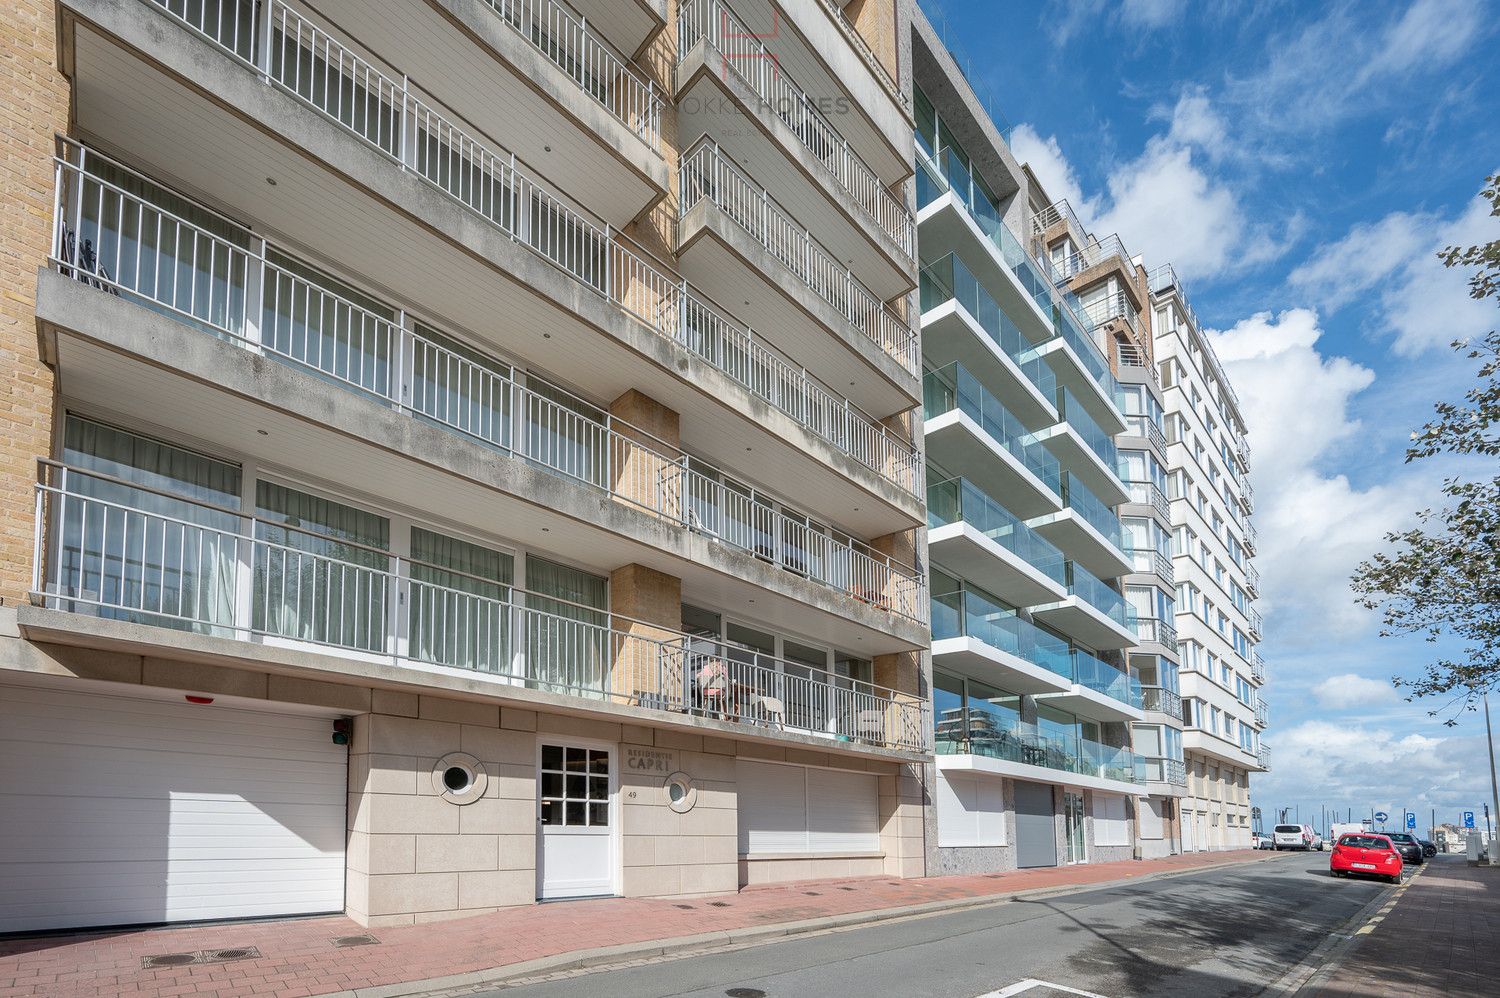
432 752 487 805
664 771 697 813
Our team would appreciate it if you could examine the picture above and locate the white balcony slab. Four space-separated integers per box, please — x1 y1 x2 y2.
1026 510 1133 581
1036 686 1145 724
927 522 1066 609
936 752 1141 798
1032 424 1130 507
923 410 1062 520
920 302 1057 428
1028 597 1137 651
931 637 1072 697
1183 730 1264 771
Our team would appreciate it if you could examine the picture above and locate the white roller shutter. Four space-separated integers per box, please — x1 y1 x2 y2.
1094 793 1130 846
937 772 1007 847
0 683 347 933
1138 796 1164 839
737 760 878 855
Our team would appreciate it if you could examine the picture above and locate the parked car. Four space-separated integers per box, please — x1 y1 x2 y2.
1253 832 1275 850
1385 832 1425 866
1418 838 1437 858
1274 823 1317 850
1330 833 1404 883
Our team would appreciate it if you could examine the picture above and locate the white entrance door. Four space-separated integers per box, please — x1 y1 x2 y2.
1183 809 1197 852
0 682 346 933
537 740 615 899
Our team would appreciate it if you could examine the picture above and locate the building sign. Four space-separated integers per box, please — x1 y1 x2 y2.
624 747 676 775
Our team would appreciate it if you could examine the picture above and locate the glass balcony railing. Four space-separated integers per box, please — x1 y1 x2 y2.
1071 649 1142 709
927 477 1065 585
1057 386 1118 470
919 253 1058 401
931 586 1072 680
32 462 931 752
1066 561 1130 628
924 363 1061 497
935 709 1138 785
1061 475 1125 551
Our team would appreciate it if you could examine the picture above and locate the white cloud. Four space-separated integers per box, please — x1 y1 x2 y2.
1009 123 1099 229
1290 195 1500 356
1119 0 1186 31
1313 673 1397 709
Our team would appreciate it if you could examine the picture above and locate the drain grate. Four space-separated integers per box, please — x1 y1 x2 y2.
331 934 380 948
708 901 732 908
726 989 767 998
141 953 198 969
202 948 261 964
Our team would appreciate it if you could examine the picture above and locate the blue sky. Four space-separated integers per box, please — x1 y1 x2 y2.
923 0 1500 831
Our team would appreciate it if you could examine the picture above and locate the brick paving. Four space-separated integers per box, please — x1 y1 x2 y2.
1314 857 1500 998
0 850 1272 998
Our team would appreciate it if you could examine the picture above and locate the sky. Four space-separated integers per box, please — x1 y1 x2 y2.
922 0 1500 833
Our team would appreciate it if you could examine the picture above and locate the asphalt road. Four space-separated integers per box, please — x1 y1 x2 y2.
465 852 1391 998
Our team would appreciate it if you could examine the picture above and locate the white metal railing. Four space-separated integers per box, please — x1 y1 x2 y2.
1249 606 1263 638
679 138 919 377
136 0 919 496
677 0 914 259
812 0 909 112
1032 198 1086 237
1127 480 1171 523
1132 616 1179 653
1251 652 1265 683
479 0 662 151
1139 686 1183 719
1116 341 1159 386
1254 696 1268 727
1245 563 1261 596
32 463 929 752
1077 291 1142 342
50 145 927 625
1126 547 1175 586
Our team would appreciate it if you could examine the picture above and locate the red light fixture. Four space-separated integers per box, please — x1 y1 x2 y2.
185 695 214 705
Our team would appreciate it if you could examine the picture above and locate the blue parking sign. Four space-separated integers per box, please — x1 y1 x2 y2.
1464 810 1476 828
1406 812 1416 829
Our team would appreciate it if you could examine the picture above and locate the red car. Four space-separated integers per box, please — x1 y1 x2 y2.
1329 833 1404 883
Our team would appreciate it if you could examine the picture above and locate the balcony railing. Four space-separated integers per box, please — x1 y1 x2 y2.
1131 616 1179 654
1031 199 1087 239
927 477 1065 586
813 0 909 112
1126 479 1171 523
923 363 1062 497
1125 547 1175 586
49 145 927 624
1136 755 1187 786
678 0 913 257
1061 475 1126 552
1072 649 1142 710
1254 697 1269 727
30 462 928 752
1246 563 1261 597
1249 606 1264 638
679 138 918 376
920 253 1058 402
134 0 919 496
1258 744 1271 771
1077 291 1143 343
1124 410 1168 454
932 586 1072 681
1252 652 1265 683
1066 561 1131 630
1056 386 1118 471
1053 234 1135 282
1116 341 1160 386
1244 518 1258 554
937 710 1138 785
1140 686 1183 719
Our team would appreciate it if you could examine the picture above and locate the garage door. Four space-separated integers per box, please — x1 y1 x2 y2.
0 683 347 933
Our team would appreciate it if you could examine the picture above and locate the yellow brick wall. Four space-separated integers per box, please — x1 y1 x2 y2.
0 1 66 604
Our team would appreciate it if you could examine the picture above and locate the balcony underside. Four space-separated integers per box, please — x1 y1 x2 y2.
931 637 1071 697
1026 510 1132 581
936 753 1140 798
676 202 919 414
1032 426 1130 507
37 274 926 654
1183 731 1264 771
927 523 1065 609
8 606 926 763
675 53 913 300
1036 687 1144 724
1028 598 1136 651
572 0 665 60
923 412 1061 520
920 303 1056 428
59 9 921 537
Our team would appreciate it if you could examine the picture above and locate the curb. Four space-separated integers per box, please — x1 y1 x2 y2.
323 853 1285 998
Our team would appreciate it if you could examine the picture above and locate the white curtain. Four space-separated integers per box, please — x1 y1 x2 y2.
524 557 608 696
407 527 513 673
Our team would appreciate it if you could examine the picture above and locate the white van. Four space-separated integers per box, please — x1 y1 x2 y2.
1274 823 1315 850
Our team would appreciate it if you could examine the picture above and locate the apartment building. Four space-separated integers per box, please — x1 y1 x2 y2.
910 9 1145 873
1149 266 1266 852
0 0 933 932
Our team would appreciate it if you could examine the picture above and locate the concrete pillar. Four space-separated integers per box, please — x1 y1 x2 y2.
609 562 682 704
609 390 685 522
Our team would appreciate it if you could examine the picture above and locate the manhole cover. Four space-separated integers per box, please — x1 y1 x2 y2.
141 953 198 969
202 947 261 964
332 934 380 948
726 990 767 998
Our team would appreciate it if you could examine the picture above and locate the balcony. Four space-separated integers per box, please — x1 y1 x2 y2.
44 145 930 643
1252 652 1266 684
1244 518 1258 555
1136 756 1188 788
1125 411 1168 455
1254 697 1269 728
55 7 928 523
923 363 1063 519
1183 728 1260 769
1076 290 1143 345
1117 341 1160 386
1148 263 1243 414
919 253 1058 427
914 150 1125 435
570 0 665 58
27 464 928 754
1249 606 1264 639
932 587 1074 697
1026 475 1132 582
1246 563 1261 597
1126 479 1171 524
937 713 1139 792
677 138 919 404
1132 617 1180 655
676 0 915 284
1035 386 1129 507
1039 649 1144 722
1030 561 1137 650
1126 547 1175 587
927 477 1067 608
1140 687 1182 721
1258 744 1271 771
812 0 909 115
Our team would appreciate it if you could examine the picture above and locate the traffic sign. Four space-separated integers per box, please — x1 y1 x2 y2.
1464 810 1476 828
1375 811 1389 823
1406 812 1416 829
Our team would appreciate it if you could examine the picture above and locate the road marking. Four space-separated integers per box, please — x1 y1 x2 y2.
978 980 1112 998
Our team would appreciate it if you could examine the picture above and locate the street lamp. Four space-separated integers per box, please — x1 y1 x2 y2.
1486 692 1500 866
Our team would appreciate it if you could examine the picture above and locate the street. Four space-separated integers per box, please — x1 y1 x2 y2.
449 853 1387 998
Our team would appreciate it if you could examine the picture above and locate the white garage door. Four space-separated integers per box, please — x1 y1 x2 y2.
0 683 347 933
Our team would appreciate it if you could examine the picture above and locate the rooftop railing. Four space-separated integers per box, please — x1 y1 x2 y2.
678 0 914 257
1148 262 1242 412
49 144 927 624
927 477 1065 585
679 138 918 376
923 363 1061 497
920 253 1058 402
135 0 919 496
31 461 929 752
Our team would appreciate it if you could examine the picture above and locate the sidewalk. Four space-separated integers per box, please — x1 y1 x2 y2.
0 850 1273 998
1310 857 1500 997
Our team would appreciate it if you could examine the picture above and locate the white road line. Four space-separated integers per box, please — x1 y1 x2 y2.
976 979 1112 998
